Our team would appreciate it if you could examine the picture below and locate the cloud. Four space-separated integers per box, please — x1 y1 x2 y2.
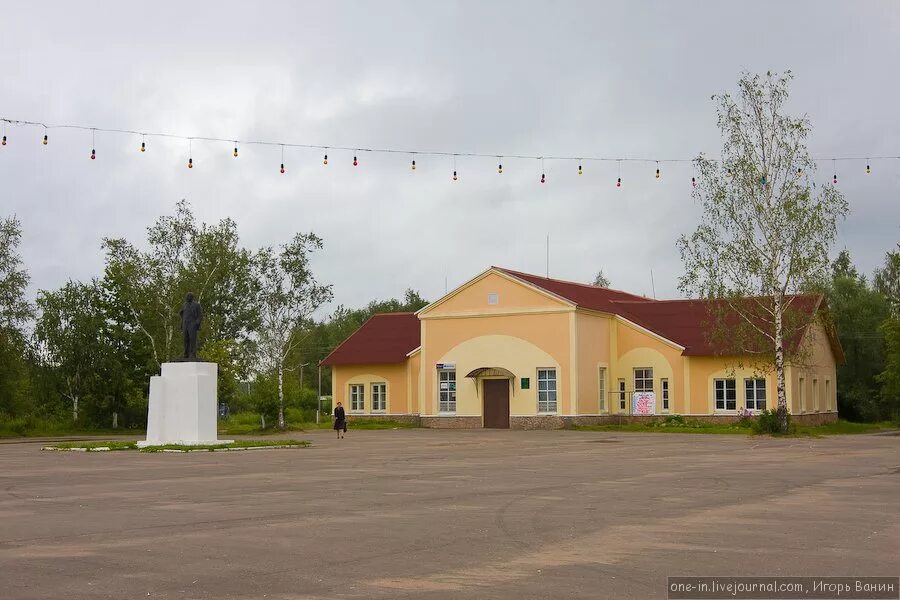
1 0 898 317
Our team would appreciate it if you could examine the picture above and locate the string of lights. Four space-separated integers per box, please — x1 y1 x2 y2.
2 116 898 183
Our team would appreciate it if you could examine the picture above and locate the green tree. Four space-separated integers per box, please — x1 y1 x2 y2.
592 270 611 287
677 71 848 432
103 200 259 397
877 317 900 420
255 233 333 429
0 216 32 418
873 244 900 317
825 251 889 421
35 280 140 427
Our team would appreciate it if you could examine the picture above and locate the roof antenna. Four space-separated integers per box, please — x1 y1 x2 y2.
650 269 657 299
546 233 550 278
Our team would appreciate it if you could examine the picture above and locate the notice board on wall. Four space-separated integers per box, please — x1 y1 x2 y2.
631 391 656 415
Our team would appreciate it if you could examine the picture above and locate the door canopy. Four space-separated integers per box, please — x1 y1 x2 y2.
465 367 516 379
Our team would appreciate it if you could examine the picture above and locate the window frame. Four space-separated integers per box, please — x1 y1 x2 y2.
714 378 737 412
744 378 766 412
349 383 365 412
371 382 387 412
598 367 607 413
438 369 457 414
633 367 654 393
660 378 670 412
536 368 558 414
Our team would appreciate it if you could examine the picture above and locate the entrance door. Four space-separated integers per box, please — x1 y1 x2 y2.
483 379 510 429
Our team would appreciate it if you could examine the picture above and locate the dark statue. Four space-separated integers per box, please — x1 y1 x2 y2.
179 292 203 361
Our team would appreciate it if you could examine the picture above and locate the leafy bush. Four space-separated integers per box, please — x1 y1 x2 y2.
660 414 687 426
753 408 793 434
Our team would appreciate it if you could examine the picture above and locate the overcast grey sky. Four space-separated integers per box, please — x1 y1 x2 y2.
2 1 898 314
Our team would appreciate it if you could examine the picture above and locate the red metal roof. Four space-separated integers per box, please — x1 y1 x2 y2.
495 267 652 312
320 269 841 366
320 312 420 366
609 296 824 356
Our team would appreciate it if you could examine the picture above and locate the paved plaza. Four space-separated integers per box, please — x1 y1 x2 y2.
1 429 898 599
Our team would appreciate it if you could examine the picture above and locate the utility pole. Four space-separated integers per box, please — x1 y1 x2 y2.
317 365 323 424
298 362 309 390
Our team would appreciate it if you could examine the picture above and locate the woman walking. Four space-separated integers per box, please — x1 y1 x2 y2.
333 401 347 439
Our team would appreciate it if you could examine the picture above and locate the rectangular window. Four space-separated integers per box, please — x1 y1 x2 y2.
350 384 365 412
714 378 736 411
372 383 386 412
826 379 831 411
537 368 557 413
618 379 627 411
799 377 805 412
598 367 607 412
438 369 456 413
744 378 766 411
813 378 819 411
634 368 654 392
661 378 670 412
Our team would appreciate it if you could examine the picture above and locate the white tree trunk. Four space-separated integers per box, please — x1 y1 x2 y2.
73 396 78 422
773 297 789 433
112 412 118 429
277 363 285 429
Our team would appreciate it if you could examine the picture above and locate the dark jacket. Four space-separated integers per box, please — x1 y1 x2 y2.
333 406 346 423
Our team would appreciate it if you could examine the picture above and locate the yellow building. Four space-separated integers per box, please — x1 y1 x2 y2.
321 267 842 428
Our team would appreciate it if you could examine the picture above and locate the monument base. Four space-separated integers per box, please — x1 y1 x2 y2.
141 362 232 447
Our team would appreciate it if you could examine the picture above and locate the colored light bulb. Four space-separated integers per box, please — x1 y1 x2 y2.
452 170 458 181
188 158 193 169
726 168 732 177
43 134 48 145
578 165 583 176
140 141 146 153
655 168 660 179
280 163 285 174
866 164 871 175
540 173 545 184
616 177 621 188
691 176 696 187
323 153 328 165
760 175 767 186
233 146 238 158
411 159 416 171
796 167 801 177
91 149 96 160
498 163 503 174
353 155 358 166
833 174 838 184
1 135 6 146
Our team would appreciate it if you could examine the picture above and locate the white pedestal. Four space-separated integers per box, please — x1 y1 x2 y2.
138 362 233 447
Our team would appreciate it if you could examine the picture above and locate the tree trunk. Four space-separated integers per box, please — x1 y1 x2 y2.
277 364 285 429
112 412 118 429
73 396 78 422
774 298 789 433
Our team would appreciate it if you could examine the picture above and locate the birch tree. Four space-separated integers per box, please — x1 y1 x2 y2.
255 233 332 429
677 71 848 432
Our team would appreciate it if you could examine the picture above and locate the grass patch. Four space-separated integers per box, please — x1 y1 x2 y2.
218 411 418 434
576 417 898 437
140 439 310 452
574 423 750 435
43 439 310 452
793 420 898 437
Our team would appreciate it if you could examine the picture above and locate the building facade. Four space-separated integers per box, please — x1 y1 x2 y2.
321 267 841 428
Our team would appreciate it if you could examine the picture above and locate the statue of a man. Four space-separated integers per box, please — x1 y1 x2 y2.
179 292 203 361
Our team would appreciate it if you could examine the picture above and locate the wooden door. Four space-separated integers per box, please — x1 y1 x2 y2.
483 379 510 429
